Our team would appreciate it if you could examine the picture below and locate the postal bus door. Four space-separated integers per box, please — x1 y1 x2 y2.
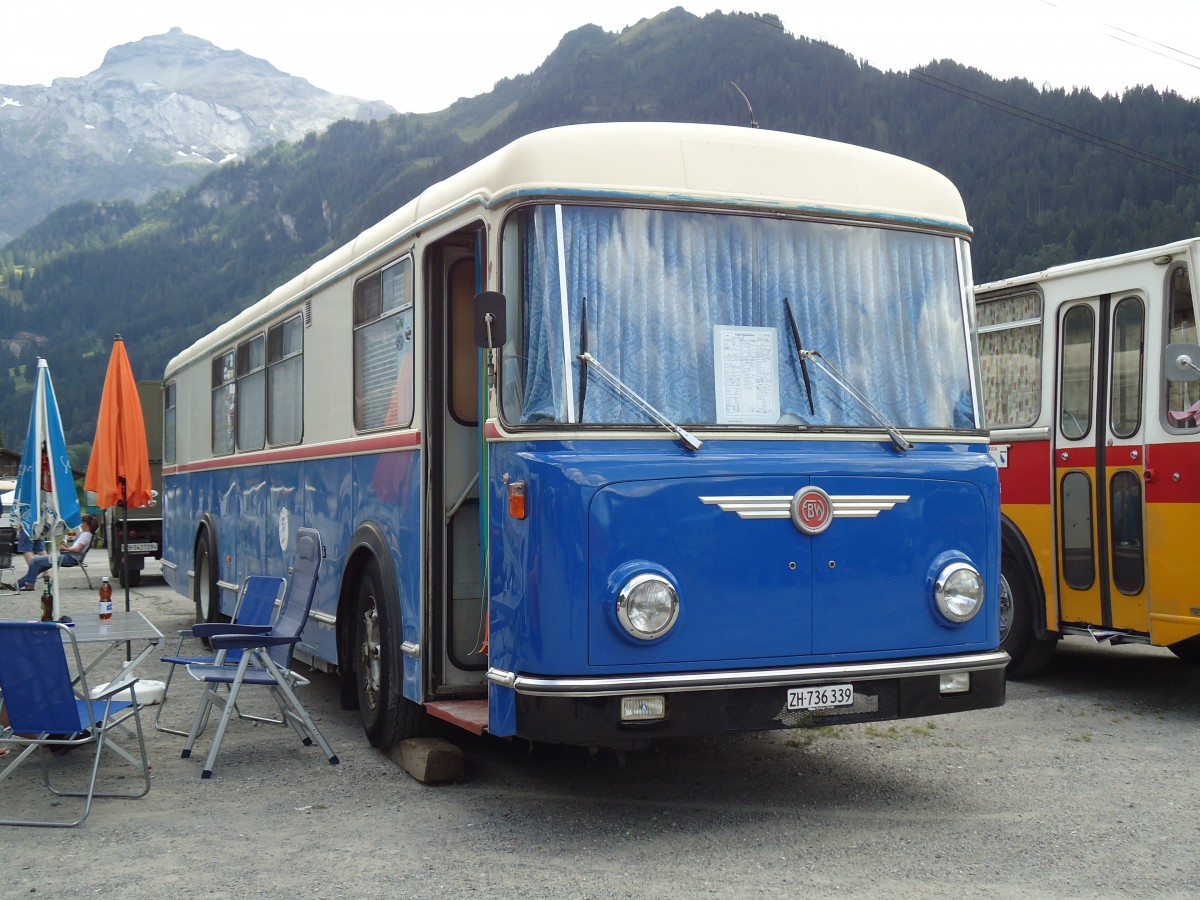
1054 293 1148 634
424 226 488 696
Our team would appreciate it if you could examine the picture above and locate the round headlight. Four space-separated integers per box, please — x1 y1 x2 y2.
617 574 679 640
934 562 984 623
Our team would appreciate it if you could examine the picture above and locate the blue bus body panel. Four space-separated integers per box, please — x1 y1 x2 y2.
487 439 999 682
162 445 424 701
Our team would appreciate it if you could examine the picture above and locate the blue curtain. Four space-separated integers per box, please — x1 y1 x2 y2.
511 205 973 429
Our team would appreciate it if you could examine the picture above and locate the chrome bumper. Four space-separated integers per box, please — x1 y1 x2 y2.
487 650 1010 698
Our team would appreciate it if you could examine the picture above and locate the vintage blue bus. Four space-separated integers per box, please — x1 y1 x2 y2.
161 122 1006 748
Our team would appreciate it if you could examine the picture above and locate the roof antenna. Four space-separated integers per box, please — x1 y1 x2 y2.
730 82 759 128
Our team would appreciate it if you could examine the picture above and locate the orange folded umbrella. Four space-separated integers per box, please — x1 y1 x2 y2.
86 335 152 510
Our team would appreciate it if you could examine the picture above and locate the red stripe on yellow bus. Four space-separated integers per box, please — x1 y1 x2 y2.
995 439 1051 505
1054 445 1096 468
1145 442 1200 503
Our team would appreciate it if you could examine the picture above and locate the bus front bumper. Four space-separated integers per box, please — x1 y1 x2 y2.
487 651 1008 744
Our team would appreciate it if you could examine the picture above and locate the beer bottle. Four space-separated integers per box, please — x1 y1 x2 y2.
40 577 53 622
99 576 113 621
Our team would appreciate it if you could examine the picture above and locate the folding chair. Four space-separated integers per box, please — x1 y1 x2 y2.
0 526 17 594
0 621 151 828
155 574 286 736
181 528 338 779
75 539 95 590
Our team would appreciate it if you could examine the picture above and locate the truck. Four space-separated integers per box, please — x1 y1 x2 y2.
100 380 163 587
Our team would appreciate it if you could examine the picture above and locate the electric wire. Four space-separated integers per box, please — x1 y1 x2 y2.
908 71 1200 183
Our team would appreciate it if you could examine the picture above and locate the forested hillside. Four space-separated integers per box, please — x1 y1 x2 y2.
2 8 1199 456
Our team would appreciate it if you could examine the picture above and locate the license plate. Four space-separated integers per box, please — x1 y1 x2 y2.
125 542 158 553
787 684 854 711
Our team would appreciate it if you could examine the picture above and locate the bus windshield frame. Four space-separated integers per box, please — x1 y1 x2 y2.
499 203 977 432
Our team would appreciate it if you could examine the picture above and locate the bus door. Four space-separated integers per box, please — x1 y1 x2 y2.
1054 293 1148 634
425 226 488 696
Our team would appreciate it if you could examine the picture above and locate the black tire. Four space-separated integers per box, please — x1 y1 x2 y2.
354 558 426 747
999 548 1057 678
193 532 218 625
119 569 142 589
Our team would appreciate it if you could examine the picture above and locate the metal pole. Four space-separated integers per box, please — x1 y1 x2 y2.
122 475 131 661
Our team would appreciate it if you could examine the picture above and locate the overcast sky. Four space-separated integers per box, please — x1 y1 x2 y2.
3 1 1199 112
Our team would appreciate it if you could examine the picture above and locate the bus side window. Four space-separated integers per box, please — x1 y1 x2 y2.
267 314 304 445
236 333 266 451
212 350 236 456
1165 265 1198 430
354 258 414 431
977 290 1042 428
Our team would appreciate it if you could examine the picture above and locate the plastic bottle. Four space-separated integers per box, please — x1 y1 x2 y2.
40 577 53 622
99 576 113 621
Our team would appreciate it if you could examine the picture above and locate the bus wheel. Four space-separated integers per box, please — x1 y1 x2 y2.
999 549 1056 678
193 533 218 625
354 559 426 747
1168 636 1200 664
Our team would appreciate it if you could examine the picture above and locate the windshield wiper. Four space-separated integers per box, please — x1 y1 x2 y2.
783 298 815 417
796 349 914 453
577 296 589 422
577 351 703 451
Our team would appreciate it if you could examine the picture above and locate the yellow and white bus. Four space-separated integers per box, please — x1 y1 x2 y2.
977 239 1200 675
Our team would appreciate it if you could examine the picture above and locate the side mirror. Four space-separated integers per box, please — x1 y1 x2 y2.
1165 343 1200 383
474 292 507 348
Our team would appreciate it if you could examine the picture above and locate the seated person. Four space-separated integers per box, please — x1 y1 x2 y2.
17 524 46 565
17 514 97 591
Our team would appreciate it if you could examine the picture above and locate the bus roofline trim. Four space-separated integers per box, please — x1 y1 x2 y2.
486 651 1010 697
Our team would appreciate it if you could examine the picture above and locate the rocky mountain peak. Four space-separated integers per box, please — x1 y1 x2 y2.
0 29 396 243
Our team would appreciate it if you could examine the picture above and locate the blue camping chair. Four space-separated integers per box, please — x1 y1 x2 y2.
155 574 287 736
0 621 151 827
180 528 338 778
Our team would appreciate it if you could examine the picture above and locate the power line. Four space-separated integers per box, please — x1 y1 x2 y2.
1105 25 1200 75
1039 0 1200 77
909 70 1200 183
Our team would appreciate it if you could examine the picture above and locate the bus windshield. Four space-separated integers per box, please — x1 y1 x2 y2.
501 204 975 431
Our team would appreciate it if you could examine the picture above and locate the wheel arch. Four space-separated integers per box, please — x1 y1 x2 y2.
193 513 222 617
1000 514 1055 641
337 521 407 707
194 512 220 562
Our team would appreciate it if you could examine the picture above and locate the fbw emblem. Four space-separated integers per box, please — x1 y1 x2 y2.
790 486 833 535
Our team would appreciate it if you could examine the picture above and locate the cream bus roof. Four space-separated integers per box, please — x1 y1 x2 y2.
423 122 964 222
168 123 969 374
975 237 1200 295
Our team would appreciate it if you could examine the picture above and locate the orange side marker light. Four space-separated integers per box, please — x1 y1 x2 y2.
508 480 527 519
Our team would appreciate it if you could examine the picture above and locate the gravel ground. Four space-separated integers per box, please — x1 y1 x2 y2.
3 561 1198 898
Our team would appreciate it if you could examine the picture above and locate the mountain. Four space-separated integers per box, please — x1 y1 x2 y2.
0 28 395 243
1 8 1199 455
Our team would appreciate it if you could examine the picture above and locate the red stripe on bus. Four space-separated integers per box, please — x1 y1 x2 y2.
163 430 422 475
996 439 1051 505
1054 445 1096 469
1145 441 1200 503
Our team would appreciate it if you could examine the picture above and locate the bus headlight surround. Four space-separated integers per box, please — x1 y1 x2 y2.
617 574 680 640
934 561 985 623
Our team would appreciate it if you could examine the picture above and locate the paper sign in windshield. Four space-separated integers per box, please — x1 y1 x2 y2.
714 325 780 425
